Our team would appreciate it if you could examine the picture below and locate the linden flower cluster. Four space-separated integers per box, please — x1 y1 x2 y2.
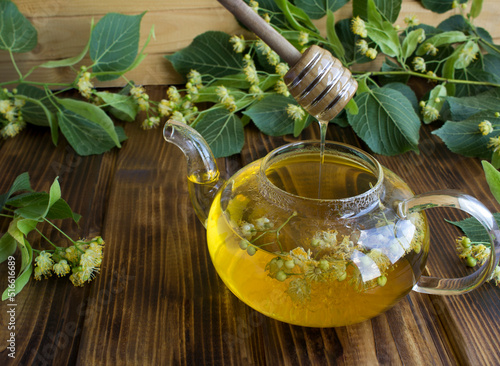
235 210 426 302
0 89 26 139
33 236 104 287
455 236 500 287
352 17 378 60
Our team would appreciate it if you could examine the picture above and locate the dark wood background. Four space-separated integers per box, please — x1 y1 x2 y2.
0 86 499 365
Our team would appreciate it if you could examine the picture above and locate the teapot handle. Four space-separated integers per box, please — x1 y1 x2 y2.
398 190 500 295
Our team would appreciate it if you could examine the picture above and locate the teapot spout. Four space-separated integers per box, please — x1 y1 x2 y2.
163 119 223 227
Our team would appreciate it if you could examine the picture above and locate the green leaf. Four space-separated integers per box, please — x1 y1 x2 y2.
482 161 500 204
0 233 17 264
421 0 467 14
353 0 402 23
0 172 32 211
46 199 81 222
17 84 57 127
345 98 359 115
423 85 447 124
401 28 425 60
57 107 123 156
334 19 372 64
40 19 94 68
57 98 121 147
194 109 244 158
294 0 349 19
95 92 138 122
90 12 145 81
165 31 244 80
243 94 296 136
446 94 500 121
1 239 32 301
326 10 345 60
383 82 419 114
16 218 38 236
273 0 319 33
447 213 500 244
347 86 421 155
364 0 400 57
0 0 37 52
454 68 500 98
470 0 484 19
432 111 500 159
416 31 468 56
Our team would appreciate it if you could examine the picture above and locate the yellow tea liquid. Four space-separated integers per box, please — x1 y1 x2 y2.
206 153 428 327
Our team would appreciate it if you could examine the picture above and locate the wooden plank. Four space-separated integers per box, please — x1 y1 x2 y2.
1 0 499 86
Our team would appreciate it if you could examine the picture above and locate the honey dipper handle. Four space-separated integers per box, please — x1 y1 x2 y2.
217 0 302 65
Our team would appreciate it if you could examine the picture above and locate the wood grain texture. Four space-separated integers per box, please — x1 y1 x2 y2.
0 0 499 86
0 86 500 365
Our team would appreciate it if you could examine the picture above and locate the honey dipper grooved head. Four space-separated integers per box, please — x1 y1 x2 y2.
284 45 358 122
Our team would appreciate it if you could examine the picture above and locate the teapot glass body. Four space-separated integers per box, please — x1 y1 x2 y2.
164 120 499 328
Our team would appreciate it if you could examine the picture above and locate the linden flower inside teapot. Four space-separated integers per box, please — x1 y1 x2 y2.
164 119 499 327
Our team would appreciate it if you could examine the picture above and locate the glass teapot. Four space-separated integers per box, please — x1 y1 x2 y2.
164 119 499 327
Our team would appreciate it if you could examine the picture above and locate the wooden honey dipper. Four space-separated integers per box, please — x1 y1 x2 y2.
217 0 358 121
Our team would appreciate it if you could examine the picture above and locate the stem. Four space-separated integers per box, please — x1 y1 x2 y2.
8 50 23 79
35 228 60 250
43 218 77 245
0 213 15 219
356 70 500 88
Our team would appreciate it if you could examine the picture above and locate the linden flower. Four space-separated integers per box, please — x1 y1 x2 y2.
249 0 259 13
64 246 80 263
287 278 311 302
286 104 305 121
488 136 500 150
0 99 11 114
53 259 71 277
130 86 145 99
141 116 160 130
243 62 259 85
298 31 309 46
263 13 271 23
423 43 439 56
479 120 494 136
267 50 280 66
186 70 202 88
472 244 491 265
491 266 500 286
255 217 273 230
34 251 54 280
459 44 478 68
275 63 289 77
274 80 290 97
77 72 94 99
423 104 440 122
230 35 246 53
1 119 26 139
249 85 264 99
356 39 369 54
158 99 173 117
216 86 237 112
365 48 378 60
351 16 367 38
240 221 256 239
167 86 181 103
404 15 420 27
412 57 426 72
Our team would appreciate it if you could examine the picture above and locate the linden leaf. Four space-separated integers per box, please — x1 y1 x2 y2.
294 0 349 19
347 86 420 155
90 12 145 81
194 109 245 158
0 0 37 53
165 31 244 80
482 161 500 204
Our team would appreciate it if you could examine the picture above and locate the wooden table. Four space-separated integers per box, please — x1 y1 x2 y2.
1 86 499 365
